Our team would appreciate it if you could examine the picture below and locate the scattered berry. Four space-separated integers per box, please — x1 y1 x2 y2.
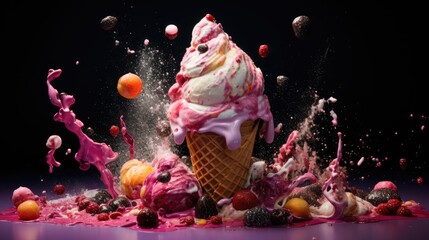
85 201 100 214
375 203 394 215
109 196 131 211
91 189 113 205
137 207 158 228
98 204 112 214
53 184 66 195
97 212 109 221
386 199 402 212
17 200 40 220
258 44 269 58
77 198 90 211
205 14 215 22
75 195 86 203
109 211 123 219
195 194 218 219
210 215 223 225
110 125 120 137
244 206 271 227
232 189 260 211
270 208 292 225
396 206 413 216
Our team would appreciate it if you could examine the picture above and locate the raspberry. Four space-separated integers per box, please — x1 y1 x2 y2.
97 212 109 221
396 206 413 216
53 184 65 195
75 195 87 203
86 201 100 214
77 198 90 211
375 203 394 215
386 199 402 212
210 215 223 225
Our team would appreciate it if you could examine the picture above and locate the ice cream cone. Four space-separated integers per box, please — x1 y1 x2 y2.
186 120 261 202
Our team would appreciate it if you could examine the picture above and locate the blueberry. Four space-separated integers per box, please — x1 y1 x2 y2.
109 196 131 211
197 44 208 53
99 204 112 214
157 171 171 183
137 207 158 228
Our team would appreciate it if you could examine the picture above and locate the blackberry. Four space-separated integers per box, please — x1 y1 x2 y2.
270 208 292 225
91 189 112 205
109 196 131 211
194 194 218 219
244 206 271 227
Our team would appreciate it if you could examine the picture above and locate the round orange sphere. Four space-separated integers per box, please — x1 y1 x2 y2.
17 200 40 220
117 73 143 99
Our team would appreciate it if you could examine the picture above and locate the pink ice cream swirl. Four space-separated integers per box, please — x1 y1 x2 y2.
167 14 274 150
141 152 203 215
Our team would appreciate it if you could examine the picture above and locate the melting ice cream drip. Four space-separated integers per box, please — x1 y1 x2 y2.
319 132 348 219
45 135 62 173
120 115 135 160
46 69 119 197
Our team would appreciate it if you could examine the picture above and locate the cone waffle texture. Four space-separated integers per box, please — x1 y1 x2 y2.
186 120 260 202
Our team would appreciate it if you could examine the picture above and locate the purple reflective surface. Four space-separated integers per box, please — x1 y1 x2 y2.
1 177 428 240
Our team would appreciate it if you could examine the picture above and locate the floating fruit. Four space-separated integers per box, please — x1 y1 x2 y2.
117 73 143 99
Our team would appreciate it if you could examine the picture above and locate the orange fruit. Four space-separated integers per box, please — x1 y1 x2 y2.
283 197 310 219
117 73 143 99
17 200 40 220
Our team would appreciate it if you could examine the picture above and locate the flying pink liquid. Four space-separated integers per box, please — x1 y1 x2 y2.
45 135 62 173
46 69 119 197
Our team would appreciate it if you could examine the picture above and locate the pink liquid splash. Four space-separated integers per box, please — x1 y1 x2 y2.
46 69 119 198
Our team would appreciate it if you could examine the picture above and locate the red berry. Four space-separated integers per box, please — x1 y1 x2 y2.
205 14 215 22
232 189 260 211
77 198 90 211
86 201 100 214
97 212 109 221
110 125 120 137
53 184 66 195
396 206 413 216
258 44 269 58
375 203 394 215
75 195 87 203
210 215 222 225
386 199 402 212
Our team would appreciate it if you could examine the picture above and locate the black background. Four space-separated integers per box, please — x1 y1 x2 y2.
2 1 427 189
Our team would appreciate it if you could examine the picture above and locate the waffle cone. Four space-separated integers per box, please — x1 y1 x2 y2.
186 120 261 202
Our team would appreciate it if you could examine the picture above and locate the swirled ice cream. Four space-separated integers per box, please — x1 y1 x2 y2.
168 14 274 150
